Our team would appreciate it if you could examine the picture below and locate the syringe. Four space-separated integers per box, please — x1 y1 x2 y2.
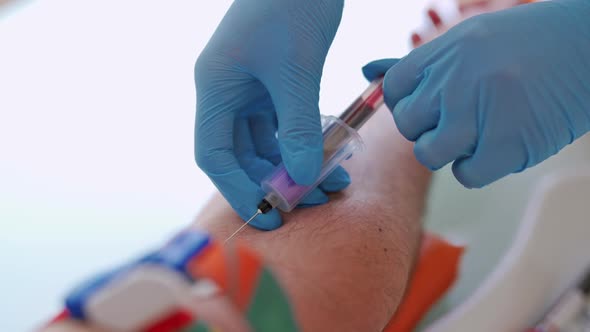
224 77 385 243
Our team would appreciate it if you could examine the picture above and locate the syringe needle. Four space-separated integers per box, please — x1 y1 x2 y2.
224 209 261 244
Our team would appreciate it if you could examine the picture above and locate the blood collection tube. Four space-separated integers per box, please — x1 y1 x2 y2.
257 77 385 213
259 115 363 212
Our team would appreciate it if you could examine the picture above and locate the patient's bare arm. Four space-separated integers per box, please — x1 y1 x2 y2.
194 109 431 331
43 110 431 332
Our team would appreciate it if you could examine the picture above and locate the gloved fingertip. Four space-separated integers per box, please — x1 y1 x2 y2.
248 208 283 231
319 166 351 192
283 148 323 185
362 58 401 81
414 145 442 171
382 58 421 113
298 188 329 207
413 133 446 171
451 159 485 189
392 97 419 141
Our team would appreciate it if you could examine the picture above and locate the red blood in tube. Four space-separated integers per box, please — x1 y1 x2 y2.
427 9 443 28
365 86 384 109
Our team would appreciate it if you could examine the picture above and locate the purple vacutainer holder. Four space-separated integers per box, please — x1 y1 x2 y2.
260 115 363 212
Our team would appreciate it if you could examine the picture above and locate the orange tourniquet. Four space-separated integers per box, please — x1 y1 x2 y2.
384 233 465 332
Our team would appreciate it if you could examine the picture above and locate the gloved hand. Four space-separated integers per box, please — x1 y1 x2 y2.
364 0 590 188
195 0 348 230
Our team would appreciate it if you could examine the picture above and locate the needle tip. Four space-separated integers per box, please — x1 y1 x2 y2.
223 210 262 244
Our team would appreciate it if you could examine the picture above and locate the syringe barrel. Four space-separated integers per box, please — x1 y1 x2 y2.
260 115 363 212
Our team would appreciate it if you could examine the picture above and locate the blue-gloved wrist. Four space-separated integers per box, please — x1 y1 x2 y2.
565 0 590 37
367 1 590 189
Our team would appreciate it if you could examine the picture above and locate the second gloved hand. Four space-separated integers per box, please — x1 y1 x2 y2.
365 0 590 188
195 0 348 230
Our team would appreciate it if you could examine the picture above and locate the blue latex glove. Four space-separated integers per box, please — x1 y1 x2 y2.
364 0 590 188
195 0 348 230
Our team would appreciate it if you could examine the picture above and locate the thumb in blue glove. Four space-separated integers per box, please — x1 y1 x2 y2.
365 0 590 188
195 0 348 230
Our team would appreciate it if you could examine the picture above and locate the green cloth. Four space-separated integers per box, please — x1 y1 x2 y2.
246 267 299 332
181 321 212 332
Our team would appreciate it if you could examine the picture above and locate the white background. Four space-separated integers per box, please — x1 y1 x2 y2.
0 1 432 330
